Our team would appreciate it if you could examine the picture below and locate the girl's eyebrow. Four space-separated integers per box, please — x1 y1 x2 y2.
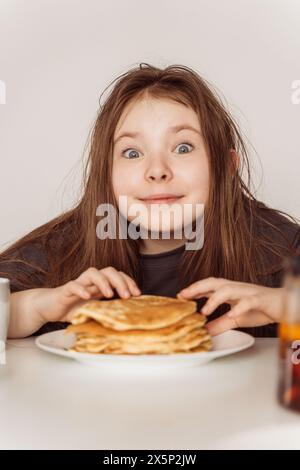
114 124 201 145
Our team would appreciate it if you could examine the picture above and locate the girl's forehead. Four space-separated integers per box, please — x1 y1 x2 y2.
114 97 199 135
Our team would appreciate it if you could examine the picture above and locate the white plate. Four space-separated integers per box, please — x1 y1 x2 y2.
35 329 255 368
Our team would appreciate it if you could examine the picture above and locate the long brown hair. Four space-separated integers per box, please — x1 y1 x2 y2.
1 63 299 291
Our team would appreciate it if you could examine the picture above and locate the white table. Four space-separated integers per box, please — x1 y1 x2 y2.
1 337 300 450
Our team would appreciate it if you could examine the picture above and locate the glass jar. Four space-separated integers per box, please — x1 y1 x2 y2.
278 255 300 412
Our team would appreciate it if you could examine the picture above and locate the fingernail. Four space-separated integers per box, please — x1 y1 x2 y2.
123 290 130 298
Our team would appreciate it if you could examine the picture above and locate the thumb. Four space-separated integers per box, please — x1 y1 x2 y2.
206 314 239 336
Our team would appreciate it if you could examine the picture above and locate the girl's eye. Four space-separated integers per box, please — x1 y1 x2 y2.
121 148 141 159
175 142 194 154
121 142 194 159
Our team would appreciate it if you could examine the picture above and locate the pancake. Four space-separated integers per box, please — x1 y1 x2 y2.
67 312 206 340
70 295 197 331
71 332 212 354
66 294 212 355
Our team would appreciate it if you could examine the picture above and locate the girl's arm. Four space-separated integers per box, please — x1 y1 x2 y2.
8 266 141 339
8 289 48 339
8 288 93 339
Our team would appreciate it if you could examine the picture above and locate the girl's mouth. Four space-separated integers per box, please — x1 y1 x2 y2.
141 197 183 204
139 194 184 204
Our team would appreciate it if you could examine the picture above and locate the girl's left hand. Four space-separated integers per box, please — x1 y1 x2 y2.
177 277 284 335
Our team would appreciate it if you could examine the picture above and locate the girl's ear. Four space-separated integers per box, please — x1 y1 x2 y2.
229 149 240 172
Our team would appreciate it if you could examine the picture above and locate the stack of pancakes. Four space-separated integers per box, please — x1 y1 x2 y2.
65 295 212 355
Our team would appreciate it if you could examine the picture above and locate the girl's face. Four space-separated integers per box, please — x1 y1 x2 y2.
112 96 210 236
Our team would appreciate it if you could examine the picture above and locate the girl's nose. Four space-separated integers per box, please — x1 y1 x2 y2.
145 160 173 182
147 172 169 181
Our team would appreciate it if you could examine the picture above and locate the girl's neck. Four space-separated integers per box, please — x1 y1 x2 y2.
139 237 186 255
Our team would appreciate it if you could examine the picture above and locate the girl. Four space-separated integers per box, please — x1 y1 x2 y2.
1 63 299 339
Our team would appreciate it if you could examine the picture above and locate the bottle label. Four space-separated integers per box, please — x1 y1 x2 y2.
278 323 300 412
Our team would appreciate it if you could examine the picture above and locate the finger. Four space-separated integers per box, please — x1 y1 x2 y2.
85 284 108 298
91 272 116 297
227 297 274 327
206 314 240 336
77 268 116 298
178 277 230 299
201 284 258 316
227 296 261 319
77 267 139 299
200 285 233 315
177 290 214 300
62 299 94 322
62 280 92 300
118 272 141 296
100 267 132 299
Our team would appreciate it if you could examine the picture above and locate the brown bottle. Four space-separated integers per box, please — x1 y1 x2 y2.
278 256 300 412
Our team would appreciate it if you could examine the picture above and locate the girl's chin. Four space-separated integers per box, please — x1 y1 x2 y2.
137 224 185 237
138 197 184 205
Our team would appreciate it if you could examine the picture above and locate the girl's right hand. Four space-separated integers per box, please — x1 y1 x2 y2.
32 266 141 324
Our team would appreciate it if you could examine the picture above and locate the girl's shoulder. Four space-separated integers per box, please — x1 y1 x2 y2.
0 217 76 292
1 217 74 263
253 200 300 250
251 200 300 284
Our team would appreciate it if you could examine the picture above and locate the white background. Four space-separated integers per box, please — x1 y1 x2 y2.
0 0 299 250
